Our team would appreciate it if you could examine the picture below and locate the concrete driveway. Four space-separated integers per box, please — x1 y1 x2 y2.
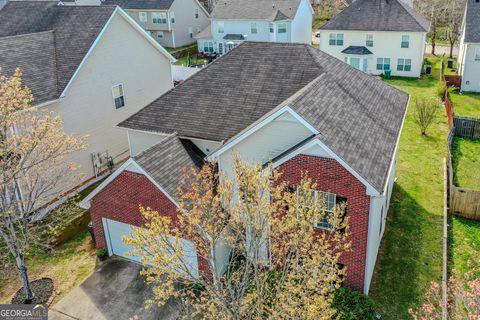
49 257 182 320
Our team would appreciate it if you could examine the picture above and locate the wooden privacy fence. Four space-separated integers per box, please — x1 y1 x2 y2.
444 75 462 88
453 116 480 139
447 127 480 220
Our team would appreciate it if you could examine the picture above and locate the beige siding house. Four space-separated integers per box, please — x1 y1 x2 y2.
0 1 175 196
104 0 210 48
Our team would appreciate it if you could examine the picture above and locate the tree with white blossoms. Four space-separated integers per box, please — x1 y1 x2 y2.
125 156 351 319
0 69 86 303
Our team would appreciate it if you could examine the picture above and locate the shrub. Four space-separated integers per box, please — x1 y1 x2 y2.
96 248 107 258
332 287 377 320
437 81 447 99
413 97 438 135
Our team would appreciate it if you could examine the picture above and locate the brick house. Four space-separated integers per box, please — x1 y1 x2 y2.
81 42 409 294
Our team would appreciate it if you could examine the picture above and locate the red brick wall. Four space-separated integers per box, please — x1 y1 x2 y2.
277 154 371 292
90 170 209 274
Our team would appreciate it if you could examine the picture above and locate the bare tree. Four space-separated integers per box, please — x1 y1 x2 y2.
446 0 465 59
415 0 449 55
0 69 86 302
125 157 351 319
413 97 439 135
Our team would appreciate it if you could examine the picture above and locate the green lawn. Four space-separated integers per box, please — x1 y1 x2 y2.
0 232 96 304
369 56 449 319
449 216 480 278
174 55 207 66
452 137 480 190
449 91 480 119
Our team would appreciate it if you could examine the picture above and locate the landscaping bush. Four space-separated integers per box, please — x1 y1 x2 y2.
437 81 447 99
96 248 107 258
332 287 377 320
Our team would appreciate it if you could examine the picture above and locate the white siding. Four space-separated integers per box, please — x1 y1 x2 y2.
127 130 170 157
319 30 426 77
189 137 222 155
169 0 210 47
291 0 313 44
364 153 397 294
46 13 173 190
218 112 313 180
460 43 480 93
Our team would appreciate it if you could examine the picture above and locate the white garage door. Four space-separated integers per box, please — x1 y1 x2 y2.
102 218 199 278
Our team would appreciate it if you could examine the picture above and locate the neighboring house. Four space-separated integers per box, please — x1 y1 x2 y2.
0 1 175 197
457 0 480 93
195 0 313 55
319 0 430 77
103 0 210 48
81 42 409 294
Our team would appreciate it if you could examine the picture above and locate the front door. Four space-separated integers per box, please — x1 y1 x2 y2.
350 57 360 70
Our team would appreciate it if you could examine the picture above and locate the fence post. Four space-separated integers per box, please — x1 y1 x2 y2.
442 158 448 320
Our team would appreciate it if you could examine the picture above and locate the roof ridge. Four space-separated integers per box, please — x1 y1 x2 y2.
395 0 430 32
0 29 55 40
134 132 178 160
51 30 61 98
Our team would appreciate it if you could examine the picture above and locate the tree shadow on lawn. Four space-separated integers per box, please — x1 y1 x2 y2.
370 184 442 320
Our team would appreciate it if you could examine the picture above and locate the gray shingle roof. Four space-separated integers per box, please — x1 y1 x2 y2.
211 0 301 20
120 41 408 193
223 34 245 40
102 0 174 10
464 0 480 43
134 134 205 198
0 1 115 104
342 45 372 55
321 0 430 32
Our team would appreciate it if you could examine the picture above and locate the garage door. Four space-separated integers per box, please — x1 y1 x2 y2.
102 218 199 278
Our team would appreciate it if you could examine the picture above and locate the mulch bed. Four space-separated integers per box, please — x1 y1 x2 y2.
11 277 54 305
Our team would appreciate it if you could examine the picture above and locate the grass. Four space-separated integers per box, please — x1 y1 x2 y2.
452 137 480 190
369 55 449 319
449 90 480 119
0 232 96 304
174 55 207 66
449 216 480 278
164 43 197 54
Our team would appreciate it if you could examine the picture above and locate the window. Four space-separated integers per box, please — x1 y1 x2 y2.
397 58 412 71
139 11 147 22
269 23 274 33
218 43 223 55
366 34 373 47
195 8 199 18
349 57 360 69
297 188 346 230
329 33 344 46
203 41 214 52
188 27 193 38
475 48 480 61
152 12 167 24
112 84 125 109
277 23 287 34
197 26 201 33
218 21 224 33
251 22 257 34
170 12 175 23
157 31 164 39
401 35 409 48
376 57 391 70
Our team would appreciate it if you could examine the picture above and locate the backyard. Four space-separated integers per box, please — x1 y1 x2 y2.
449 90 480 118
369 55 480 319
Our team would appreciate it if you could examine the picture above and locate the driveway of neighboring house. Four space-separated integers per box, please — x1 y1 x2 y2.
49 257 182 320
425 44 459 56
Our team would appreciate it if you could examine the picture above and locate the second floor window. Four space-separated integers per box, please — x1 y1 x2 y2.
251 22 257 34
139 12 147 22
401 35 409 48
376 57 391 70
269 23 274 33
195 8 199 18
188 27 193 38
475 48 480 61
218 21 224 33
329 33 343 46
366 34 373 47
152 12 167 24
112 84 125 109
277 23 286 34
170 12 175 23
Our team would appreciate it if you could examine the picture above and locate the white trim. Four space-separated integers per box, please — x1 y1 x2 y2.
80 158 180 209
363 195 376 294
60 7 175 98
34 98 61 109
207 106 318 159
271 138 380 196
190 0 210 17
121 127 172 137
102 218 114 256
179 135 222 144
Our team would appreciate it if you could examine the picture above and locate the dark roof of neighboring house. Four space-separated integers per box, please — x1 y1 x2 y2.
341 45 373 55
211 0 302 21
464 0 480 43
120 41 409 192
102 0 174 10
0 1 116 105
223 34 245 40
321 0 430 32
134 134 205 198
